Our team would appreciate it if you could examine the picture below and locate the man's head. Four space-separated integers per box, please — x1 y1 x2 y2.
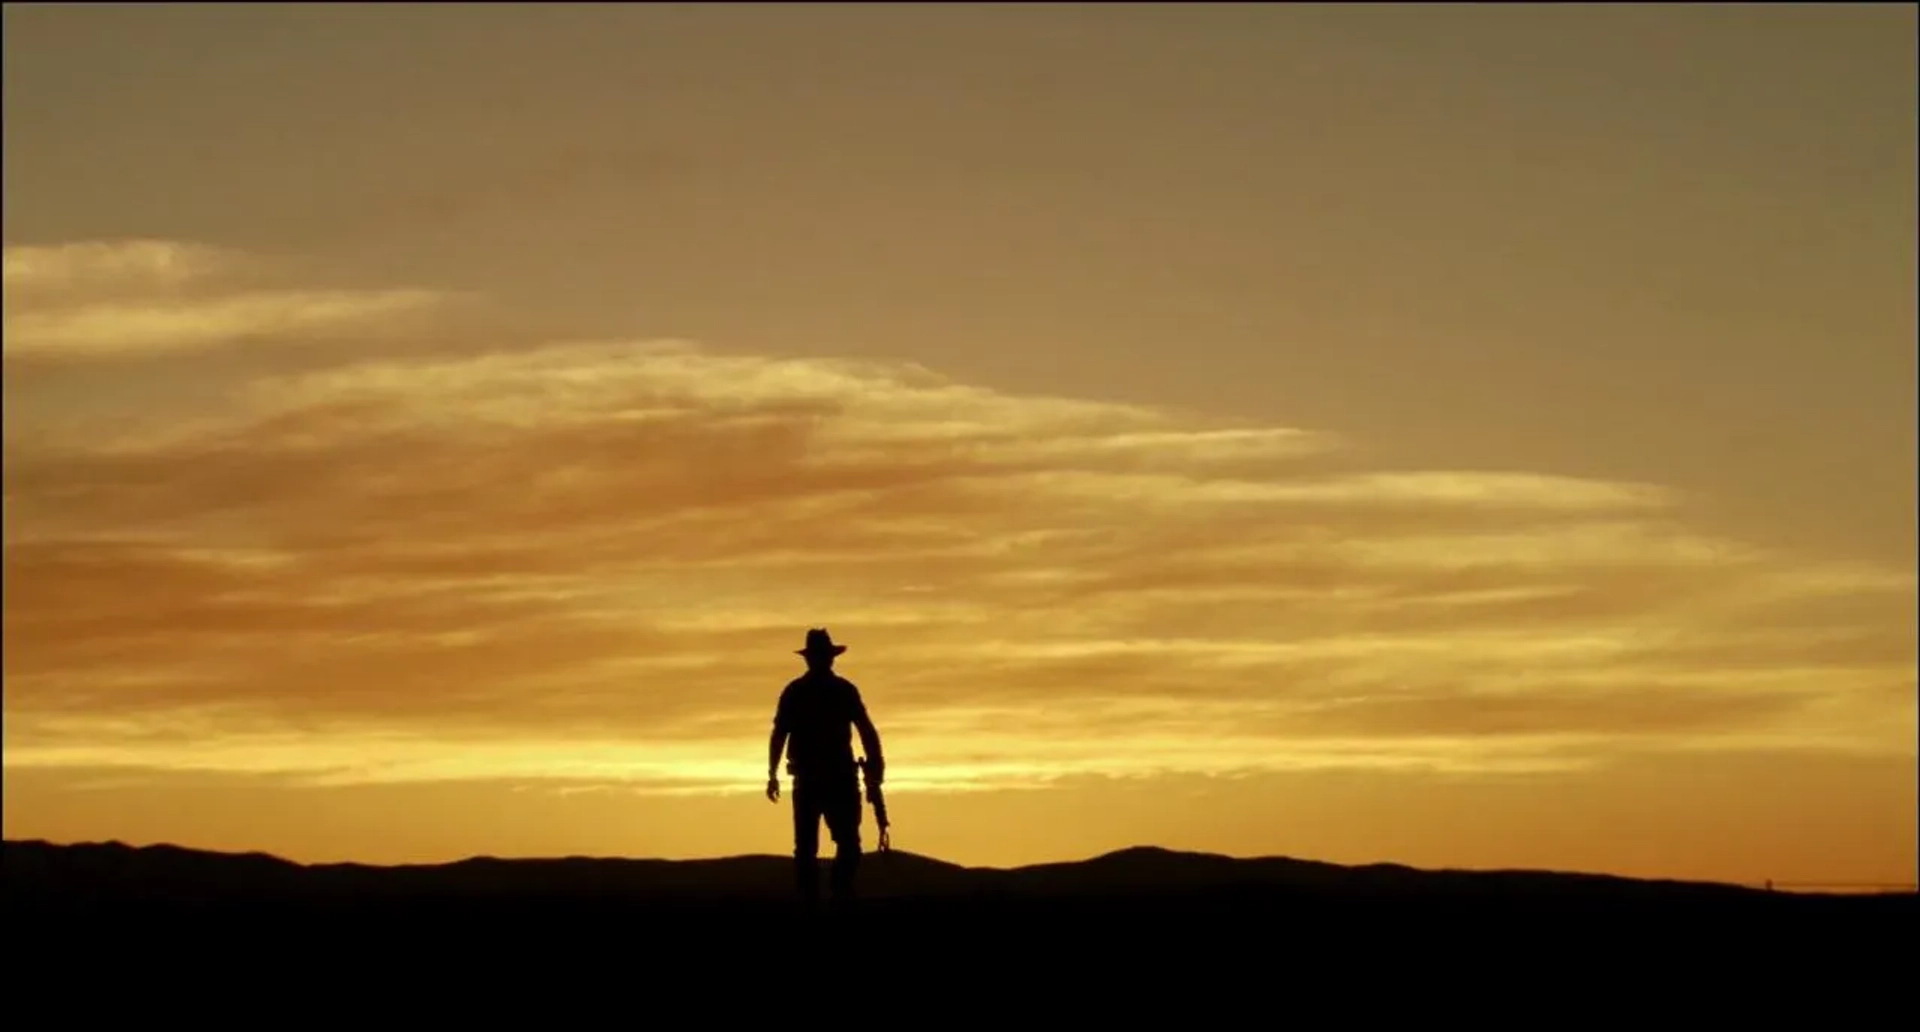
796 627 846 671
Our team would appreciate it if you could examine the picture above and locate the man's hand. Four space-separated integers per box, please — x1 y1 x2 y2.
766 774 781 803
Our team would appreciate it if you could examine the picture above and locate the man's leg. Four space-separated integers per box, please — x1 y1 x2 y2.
792 780 822 909
823 778 864 909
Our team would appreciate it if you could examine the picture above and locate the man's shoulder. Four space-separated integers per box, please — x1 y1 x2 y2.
788 671 857 687
781 673 861 710
780 672 849 699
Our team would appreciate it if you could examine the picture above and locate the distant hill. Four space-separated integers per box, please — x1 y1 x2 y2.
8 836 1915 998
6 837 1910 922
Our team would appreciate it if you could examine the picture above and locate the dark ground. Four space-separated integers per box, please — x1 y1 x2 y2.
6 838 1912 1009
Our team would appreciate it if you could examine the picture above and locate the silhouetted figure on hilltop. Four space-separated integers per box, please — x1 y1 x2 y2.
767 628 885 914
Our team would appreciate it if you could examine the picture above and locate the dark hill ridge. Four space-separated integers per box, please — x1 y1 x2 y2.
5 837 1906 914
7 842 1909 1016
8 838 1915 991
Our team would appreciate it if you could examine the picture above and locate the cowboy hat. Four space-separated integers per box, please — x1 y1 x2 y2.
796 627 847 656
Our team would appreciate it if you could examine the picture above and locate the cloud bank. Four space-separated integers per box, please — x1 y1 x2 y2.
5 240 1914 795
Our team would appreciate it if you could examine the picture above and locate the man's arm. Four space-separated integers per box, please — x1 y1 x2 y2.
849 682 884 776
768 726 788 779
769 683 792 779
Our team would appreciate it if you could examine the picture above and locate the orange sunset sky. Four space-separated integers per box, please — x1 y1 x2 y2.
3 3 1915 887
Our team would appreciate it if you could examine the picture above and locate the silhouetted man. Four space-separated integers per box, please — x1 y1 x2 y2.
767 628 884 913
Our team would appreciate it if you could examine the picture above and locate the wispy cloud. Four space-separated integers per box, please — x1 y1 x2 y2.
1 240 448 360
4 240 1913 795
3 239 232 294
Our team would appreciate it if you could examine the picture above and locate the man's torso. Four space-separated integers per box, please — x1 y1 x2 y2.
779 672 861 780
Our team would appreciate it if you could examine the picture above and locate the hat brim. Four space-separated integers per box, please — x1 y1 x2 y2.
797 644 848 656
